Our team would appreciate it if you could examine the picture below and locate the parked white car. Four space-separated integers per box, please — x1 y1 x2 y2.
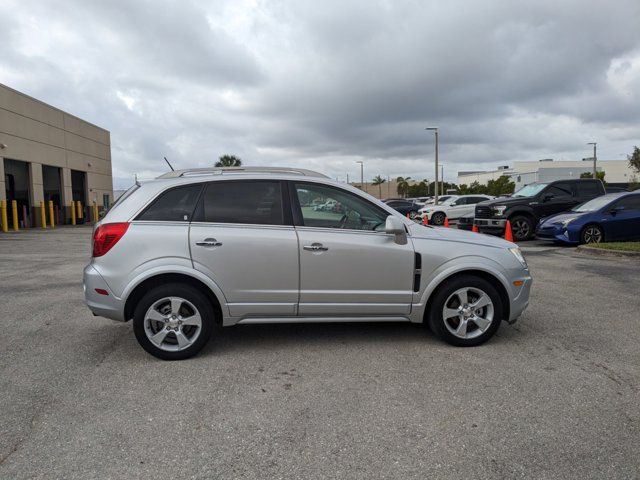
419 195 493 225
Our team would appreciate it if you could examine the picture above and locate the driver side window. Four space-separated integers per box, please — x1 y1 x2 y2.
294 183 388 231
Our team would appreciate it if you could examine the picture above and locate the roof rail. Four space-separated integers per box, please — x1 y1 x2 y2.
157 166 329 179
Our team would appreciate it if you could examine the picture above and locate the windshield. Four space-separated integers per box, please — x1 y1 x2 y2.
572 195 614 212
512 183 548 198
435 196 452 204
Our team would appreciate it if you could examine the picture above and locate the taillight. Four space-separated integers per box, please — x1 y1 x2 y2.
92 222 129 257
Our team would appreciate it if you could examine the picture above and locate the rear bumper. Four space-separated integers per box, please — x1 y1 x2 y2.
83 264 126 321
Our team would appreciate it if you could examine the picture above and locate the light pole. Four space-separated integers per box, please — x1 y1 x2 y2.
426 127 439 203
356 161 364 189
440 164 444 196
587 142 597 179
387 174 391 198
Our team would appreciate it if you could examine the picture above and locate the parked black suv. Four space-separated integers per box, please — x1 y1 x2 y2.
474 179 606 241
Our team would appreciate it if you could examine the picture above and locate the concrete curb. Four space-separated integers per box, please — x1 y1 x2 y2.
576 244 640 258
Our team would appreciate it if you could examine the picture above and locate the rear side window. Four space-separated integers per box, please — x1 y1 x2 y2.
137 184 202 222
576 181 601 197
196 181 284 225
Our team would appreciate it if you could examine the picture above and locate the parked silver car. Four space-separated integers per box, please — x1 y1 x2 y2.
84 167 532 360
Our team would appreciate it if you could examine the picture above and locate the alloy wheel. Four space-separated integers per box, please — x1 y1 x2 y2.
442 287 494 340
512 219 530 240
143 297 203 352
583 226 603 244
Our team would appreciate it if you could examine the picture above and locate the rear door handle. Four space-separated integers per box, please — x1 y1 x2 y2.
196 238 223 247
303 242 328 252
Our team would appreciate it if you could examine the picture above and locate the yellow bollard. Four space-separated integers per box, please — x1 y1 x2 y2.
11 200 19 231
77 201 83 219
93 202 99 223
70 201 76 226
40 201 47 229
1 200 8 233
48 200 55 228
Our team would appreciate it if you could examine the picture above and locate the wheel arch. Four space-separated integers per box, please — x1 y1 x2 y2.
421 269 510 324
124 272 225 324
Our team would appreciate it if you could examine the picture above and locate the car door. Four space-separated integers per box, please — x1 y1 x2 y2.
605 195 640 241
539 182 577 218
291 181 415 316
189 180 299 318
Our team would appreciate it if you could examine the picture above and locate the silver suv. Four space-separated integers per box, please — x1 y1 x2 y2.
84 167 532 360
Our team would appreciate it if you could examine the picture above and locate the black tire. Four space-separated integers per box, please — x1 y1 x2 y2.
431 212 446 225
427 275 503 347
409 210 419 220
510 215 534 241
133 283 215 360
581 224 604 244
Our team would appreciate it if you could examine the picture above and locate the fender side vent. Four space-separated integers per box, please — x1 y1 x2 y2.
413 252 422 292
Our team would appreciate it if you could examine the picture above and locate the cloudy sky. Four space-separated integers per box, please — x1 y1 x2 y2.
1 0 640 188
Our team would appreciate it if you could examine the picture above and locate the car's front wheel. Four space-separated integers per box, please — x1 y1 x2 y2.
581 224 604 244
427 275 503 346
510 215 534 241
431 212 446 225
133 283 215 360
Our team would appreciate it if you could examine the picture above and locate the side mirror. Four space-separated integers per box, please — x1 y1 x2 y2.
543 194 554 202
610 205 624 215
384 215 408 245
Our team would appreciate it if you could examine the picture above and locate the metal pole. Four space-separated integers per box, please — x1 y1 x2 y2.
588 142 597 179
441 165 444 195
435 130 439 203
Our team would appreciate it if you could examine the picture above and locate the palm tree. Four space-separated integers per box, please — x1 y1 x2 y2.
372 175 386 198
396 176 411 198
215 155 242 167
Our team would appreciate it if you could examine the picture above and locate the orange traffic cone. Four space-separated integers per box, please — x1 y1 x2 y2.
422 215 428 226
443 217 450 228
504 220 514 242
472 224 479 233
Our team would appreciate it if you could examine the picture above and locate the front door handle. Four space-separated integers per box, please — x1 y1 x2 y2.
196 238 223 247
303 242 328 252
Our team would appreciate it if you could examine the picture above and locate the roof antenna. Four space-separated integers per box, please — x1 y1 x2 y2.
164 156 175 171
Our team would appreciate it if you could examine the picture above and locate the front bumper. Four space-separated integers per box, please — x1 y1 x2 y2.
508 274 533 324
535 225 578 244
83 264 126 321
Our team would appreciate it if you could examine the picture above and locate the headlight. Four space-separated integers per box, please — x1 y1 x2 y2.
561 218 575 227
509 247 528 269
492 205 507 216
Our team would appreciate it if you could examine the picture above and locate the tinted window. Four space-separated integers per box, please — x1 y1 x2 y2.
137 184 202 222
614 195 640 211
468 197 487 204
197 181 284 225
576 181 601 197
295 183 388 231
546 182 573 198
452 198 468 205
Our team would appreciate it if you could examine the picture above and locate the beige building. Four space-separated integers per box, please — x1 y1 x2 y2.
0 83 113 227
458 159 636 190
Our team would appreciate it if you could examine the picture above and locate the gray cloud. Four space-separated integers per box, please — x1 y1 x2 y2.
1 0 639 188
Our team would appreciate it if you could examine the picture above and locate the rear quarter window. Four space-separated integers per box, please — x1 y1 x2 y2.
576 181 602 197
136 184 202 222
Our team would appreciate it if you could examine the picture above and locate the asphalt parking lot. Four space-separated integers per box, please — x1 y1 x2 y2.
1 227 638 479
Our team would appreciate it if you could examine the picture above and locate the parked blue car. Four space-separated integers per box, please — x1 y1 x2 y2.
535 192 640 244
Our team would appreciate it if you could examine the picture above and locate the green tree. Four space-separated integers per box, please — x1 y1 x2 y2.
372 175 386 198
580 171 606 182
396 176 411 197
486 175 515 197
215 154 242 167
628 146 640 175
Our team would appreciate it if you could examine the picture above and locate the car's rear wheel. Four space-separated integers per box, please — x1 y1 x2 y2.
133 283 215 360
428 275 503 346
431 212 446 225
581 224 604 244
510 215 534 241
